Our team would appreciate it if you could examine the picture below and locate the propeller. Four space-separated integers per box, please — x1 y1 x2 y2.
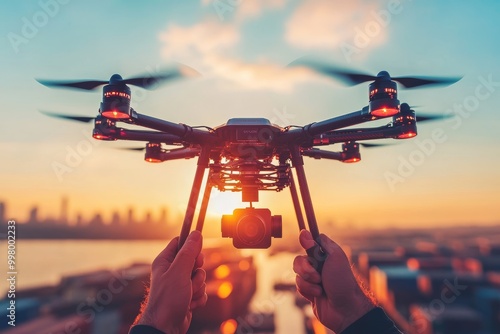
359 142 393 148
119 147 147 151
37 64 199 91
40 110 94 123
415 113 453 123
289 58 461 88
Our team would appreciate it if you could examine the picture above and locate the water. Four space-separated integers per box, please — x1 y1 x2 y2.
1 240 167 291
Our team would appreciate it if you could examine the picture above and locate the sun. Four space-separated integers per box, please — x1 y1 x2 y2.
208 191 244 216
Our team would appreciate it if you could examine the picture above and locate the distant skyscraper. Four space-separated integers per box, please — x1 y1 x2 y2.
89 213 104 226
60 196 68 225
76 213 84 226
0 202 5 223
159 207 168 225
144 211 153 225
127 207 134 225
29 206 39 224
111 211 121 225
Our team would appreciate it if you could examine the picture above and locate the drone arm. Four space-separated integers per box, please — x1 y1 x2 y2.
281 107 372 143
302 148 344 161
130 110 219 145
310 124 401 146
158 147 200 161
110 128 184 144
306 107 373 135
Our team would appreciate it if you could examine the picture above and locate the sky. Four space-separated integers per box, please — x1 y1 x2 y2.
1 0 499 231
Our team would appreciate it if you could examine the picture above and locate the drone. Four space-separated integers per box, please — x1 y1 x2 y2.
38 60 461 253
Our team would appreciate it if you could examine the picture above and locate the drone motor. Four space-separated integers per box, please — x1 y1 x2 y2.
393 103 417 139
100 76 132 120
368 71 400 118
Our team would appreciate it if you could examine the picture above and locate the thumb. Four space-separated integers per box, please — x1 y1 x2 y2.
318 233 344 256
299 229 316 250
170 231 203 277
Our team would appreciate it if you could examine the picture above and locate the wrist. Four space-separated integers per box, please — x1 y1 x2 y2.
336 289 375 333
136 308 179 334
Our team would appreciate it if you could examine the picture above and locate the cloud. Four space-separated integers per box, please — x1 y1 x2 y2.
158 20 315 92
159 20 239 60
234 0 286 21
201 0 287 22
285 0 387 50
206 55 314 91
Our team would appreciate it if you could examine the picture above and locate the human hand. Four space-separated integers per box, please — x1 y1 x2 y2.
293 230 375 333
135 231 207 334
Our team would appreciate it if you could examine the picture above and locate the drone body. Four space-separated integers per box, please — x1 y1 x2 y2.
38 62 460 250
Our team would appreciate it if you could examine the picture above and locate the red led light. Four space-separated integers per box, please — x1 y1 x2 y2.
101 110 130 119
397 132 416 139
370 107 399 117
343 157 360 163
92 132 114 141
145 157 162 163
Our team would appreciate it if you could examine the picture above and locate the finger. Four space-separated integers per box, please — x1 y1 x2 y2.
318 233 345 257
152 236 179 274
193 282 206 300
296 275 322 302
190 292 208 310
169 231 203 278
299 229 316 250
192 268 206 294
194 252 204 270
293 255 321 284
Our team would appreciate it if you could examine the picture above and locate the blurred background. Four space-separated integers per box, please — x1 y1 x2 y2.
1 0 499 333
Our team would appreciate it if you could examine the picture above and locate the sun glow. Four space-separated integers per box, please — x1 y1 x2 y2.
208 191 244 216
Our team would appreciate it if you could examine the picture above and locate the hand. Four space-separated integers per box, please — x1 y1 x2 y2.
135 231 208 334
293 230 375 333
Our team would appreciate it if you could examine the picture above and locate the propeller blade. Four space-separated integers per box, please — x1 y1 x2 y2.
289 58 462 89
394 76 462 89
36 64 200 91
40 110 94 123
289 58 375 86
416 113 453 123
122 65 199 89
119 147 146 151
37 79 108 91
359 143 393 148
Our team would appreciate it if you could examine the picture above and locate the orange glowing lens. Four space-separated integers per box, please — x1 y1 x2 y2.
145 157 162 163
343 158 360 163
101 110 130 119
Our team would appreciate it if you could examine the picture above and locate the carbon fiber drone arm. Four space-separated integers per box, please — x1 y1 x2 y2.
130 110 219 145
308 124 401 147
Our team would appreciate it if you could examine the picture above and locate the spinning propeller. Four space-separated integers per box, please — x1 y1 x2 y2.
290 58 462 88
37 64 199 91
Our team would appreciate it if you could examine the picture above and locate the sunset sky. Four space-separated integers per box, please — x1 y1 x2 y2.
1 0 499 230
